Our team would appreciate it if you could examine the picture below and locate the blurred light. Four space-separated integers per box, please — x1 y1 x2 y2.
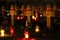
30 38 36 40
32 16 37 20
16 16 20 20
20 14 23 15
21 16 23 19
23 38 28 40
25 34 29 38
24 31 29 39
32 16 35 19
23 38 36 40
54 19 56 22
40 15 42 17
20 14 24 19
34 17 36 20
6 10 9 13
58 9 60 11
35 25 40 32
43 34 47 37
20 16 24 19
10 27 14 35
16 15 24 20
7 13 9 16
0 29 5 36
26 20 28 27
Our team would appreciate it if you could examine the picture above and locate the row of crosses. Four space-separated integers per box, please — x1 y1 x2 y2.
20 5 39 26
8 4 56 29
9 5 39 27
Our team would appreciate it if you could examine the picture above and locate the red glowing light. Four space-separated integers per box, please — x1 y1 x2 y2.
10 27 14 35
23 38 36 40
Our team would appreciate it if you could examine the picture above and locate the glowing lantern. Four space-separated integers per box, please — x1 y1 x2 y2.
1 29 5 36
35 25 40 32
24 31 29 39
10 27 14 35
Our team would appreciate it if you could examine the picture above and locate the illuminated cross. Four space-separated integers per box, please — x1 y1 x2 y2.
43 4 55 29
25 5 32 23
9 5 16 26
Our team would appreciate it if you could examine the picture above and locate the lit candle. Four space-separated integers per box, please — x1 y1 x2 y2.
1 29 5 36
